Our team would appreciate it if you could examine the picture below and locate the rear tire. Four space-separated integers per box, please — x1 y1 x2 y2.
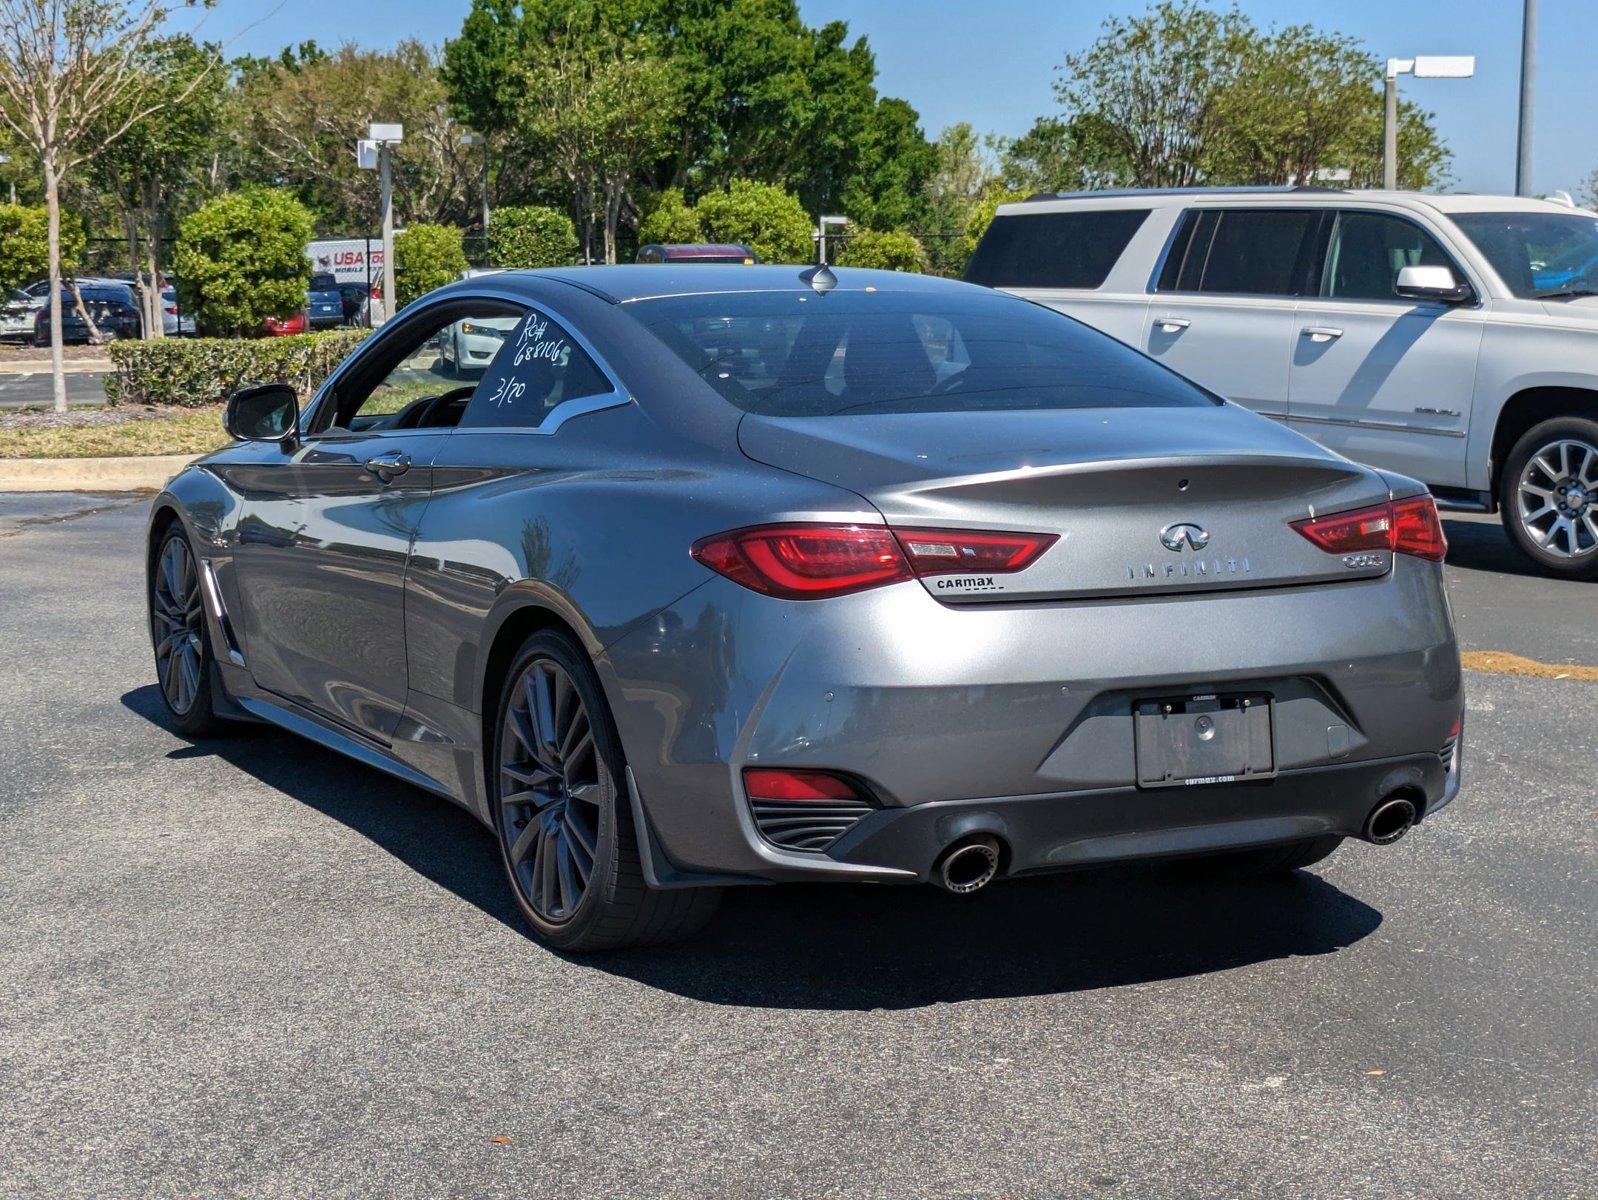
491 630 720 952
1499 416 1598 580
1172 835 1343 879
149 524 229 737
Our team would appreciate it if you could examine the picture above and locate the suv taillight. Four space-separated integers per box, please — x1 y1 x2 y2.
690 523 1056 600
1290 496 1447 562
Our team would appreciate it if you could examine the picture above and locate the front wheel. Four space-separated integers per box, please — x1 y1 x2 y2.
149 525 227 736
492 630 720 951
1499 416 1598 580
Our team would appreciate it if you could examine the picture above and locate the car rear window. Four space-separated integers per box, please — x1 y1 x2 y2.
628 288 1218 418
310 273 338 290
963 209 1150 289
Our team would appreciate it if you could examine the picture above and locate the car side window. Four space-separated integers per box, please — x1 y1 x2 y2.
457 309 613 429
1156 208 1323 297
317 304 527 435
1321 211 1455 301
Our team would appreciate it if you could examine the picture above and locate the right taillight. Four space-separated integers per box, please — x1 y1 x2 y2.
1290 495 1447 563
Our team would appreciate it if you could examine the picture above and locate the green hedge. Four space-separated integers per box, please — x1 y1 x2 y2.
105 329 372 408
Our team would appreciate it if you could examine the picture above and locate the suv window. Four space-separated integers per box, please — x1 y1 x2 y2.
963 209 1150 289
1322 212 1454 300
458 309 612 429
1156 208 1323 297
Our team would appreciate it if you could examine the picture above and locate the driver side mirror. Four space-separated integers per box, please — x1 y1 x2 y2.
1395 264 1472 304
225 383 300 447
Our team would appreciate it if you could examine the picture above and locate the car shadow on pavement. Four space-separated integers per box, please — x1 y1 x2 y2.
1442 516 1541 578
124 684 1383 1010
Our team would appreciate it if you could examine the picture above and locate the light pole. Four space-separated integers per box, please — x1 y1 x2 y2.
362 123 403 323
1383 56 1475 190
460 133 490 234
1517 0 1538 196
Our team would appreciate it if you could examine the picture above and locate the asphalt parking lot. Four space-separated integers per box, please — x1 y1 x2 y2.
0 496 1592 1199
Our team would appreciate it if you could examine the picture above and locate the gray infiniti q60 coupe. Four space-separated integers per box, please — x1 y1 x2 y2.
147 265 1464 951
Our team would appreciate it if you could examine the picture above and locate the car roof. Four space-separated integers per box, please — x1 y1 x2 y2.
1002 186 1594 219
516 264 975 304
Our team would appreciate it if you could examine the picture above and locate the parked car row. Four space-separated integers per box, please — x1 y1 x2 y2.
0 274 197 343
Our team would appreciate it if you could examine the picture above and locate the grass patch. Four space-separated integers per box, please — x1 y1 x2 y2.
0 407 232 459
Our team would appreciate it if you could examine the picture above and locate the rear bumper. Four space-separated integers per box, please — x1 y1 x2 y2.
601 557 1463 886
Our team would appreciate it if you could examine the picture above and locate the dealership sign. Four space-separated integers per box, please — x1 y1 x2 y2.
307 238 384 285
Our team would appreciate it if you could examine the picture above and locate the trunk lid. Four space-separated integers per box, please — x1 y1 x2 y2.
737 405 1395 601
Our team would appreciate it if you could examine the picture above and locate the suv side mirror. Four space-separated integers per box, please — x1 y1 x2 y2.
1395 264 1472 304
225 383 300 446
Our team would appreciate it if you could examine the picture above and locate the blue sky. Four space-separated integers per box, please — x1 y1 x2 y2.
217 0 1596 196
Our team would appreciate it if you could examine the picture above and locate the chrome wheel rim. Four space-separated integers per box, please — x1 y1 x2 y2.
152 536 204 714
498 658 601 924
1517 438 1598 560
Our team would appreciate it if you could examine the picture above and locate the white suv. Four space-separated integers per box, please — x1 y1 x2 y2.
967 188 1598 579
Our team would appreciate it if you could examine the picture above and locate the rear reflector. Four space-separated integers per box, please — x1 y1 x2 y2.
743 768 860 802
1290 495 1447 563
691 522 1055 599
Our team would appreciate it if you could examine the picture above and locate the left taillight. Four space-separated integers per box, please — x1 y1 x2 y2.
1290 495 1447 563
690 522 1055 600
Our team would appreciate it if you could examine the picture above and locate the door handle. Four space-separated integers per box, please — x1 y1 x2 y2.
1300 325 1344 342
1154 317 1191 332
364 451 412 482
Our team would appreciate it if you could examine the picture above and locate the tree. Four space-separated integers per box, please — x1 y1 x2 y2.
837 229 926 273
394 223 468 307
488 205 580 268
174 187 314 336
694 180 812 263
229 41 481 233
1034 2 1451 192
637 188 701 245
515 17 680 264
0 0 218 411
90 35 225 337
840 97 936 232
922 123 998 275
0 202 83 291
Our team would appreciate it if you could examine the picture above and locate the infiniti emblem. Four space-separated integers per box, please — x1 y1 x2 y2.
1159 522 1211 552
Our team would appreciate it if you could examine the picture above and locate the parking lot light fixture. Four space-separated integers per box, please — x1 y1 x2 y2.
1383 56 1475 189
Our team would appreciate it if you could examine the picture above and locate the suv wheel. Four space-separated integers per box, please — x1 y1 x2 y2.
1500 416 1598 580
491 630 720 951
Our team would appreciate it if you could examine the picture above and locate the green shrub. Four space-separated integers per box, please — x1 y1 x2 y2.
637 188 703 246
104 329 371 408
837 228 927 273
488 206 580 269
0 204 86 293
394 223 467 308
173 188 314 336
693 179 812 263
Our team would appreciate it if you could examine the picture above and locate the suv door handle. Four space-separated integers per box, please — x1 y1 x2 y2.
1300 325 1344 342
364 450 412 482
1154 316 1191 331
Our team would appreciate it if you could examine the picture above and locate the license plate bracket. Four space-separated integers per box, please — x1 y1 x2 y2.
1133 692 1275 788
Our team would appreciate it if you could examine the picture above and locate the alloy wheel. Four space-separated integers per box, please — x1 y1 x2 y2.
1516 437 1598 560
498 657 602 924
152 535 205 715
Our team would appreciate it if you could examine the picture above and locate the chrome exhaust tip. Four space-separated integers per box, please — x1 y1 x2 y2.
1363 795 1418 846
934 835 1001 895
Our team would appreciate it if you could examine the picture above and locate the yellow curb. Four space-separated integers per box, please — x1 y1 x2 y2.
0 453 197 492
1461 650 1598 682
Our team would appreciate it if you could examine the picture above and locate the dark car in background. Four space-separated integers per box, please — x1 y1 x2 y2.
33 282 142 344
308 273 345 329
636 243 757 264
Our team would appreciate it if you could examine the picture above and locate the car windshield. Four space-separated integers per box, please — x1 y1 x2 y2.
1452 211 1598 299
628 288 1218 417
